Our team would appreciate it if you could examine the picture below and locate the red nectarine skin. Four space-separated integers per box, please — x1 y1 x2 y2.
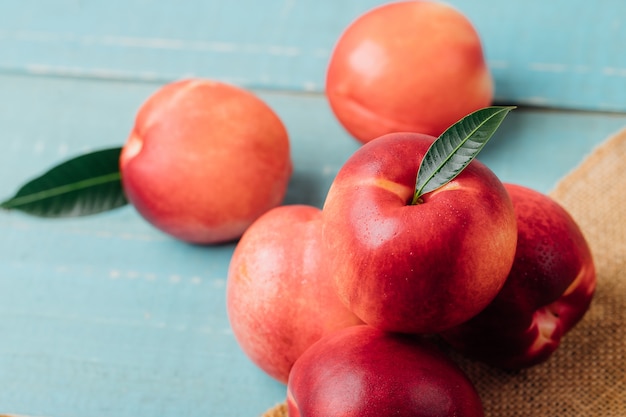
226 205 362 384
120 79 292 244
440 184 596 369
322 132 517 334
326 0 493 143
287 325 484 417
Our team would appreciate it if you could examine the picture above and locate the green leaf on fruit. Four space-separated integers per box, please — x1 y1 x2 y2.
1 147 128 217
412 106 515 204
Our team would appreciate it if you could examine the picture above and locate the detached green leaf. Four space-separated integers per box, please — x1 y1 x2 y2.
1 147 128 217
412 106 515 204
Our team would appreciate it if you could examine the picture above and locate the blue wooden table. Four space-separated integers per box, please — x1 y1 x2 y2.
1 1 625 416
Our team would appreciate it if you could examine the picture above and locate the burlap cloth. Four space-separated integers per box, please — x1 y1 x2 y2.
263 127 626 417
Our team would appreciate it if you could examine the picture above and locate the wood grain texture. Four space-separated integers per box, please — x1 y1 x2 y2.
1 0 625 110
0 1 625 416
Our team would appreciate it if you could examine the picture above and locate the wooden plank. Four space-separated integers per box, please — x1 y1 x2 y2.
0 0 625 111
1 72 626 416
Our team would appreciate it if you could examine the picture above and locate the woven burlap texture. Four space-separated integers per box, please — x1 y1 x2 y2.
263 127 626 417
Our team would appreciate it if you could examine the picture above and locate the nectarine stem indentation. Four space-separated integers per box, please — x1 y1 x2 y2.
120 133 144 164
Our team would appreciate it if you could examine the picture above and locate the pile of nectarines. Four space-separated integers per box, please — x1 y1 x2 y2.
227 128 596 416
223 2 597 416
0 0 599 414
111 1 596 415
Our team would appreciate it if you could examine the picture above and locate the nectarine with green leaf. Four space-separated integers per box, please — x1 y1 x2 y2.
320 107 515 334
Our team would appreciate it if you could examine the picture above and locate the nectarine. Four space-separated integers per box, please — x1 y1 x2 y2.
226 205 362 383
440 183 597 369
322 132 517 334
287 325 484 417
326 0 493 144
120 78 292 244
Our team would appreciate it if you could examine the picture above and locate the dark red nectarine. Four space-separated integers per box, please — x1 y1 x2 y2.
440 183 597 369
287 325 484 417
